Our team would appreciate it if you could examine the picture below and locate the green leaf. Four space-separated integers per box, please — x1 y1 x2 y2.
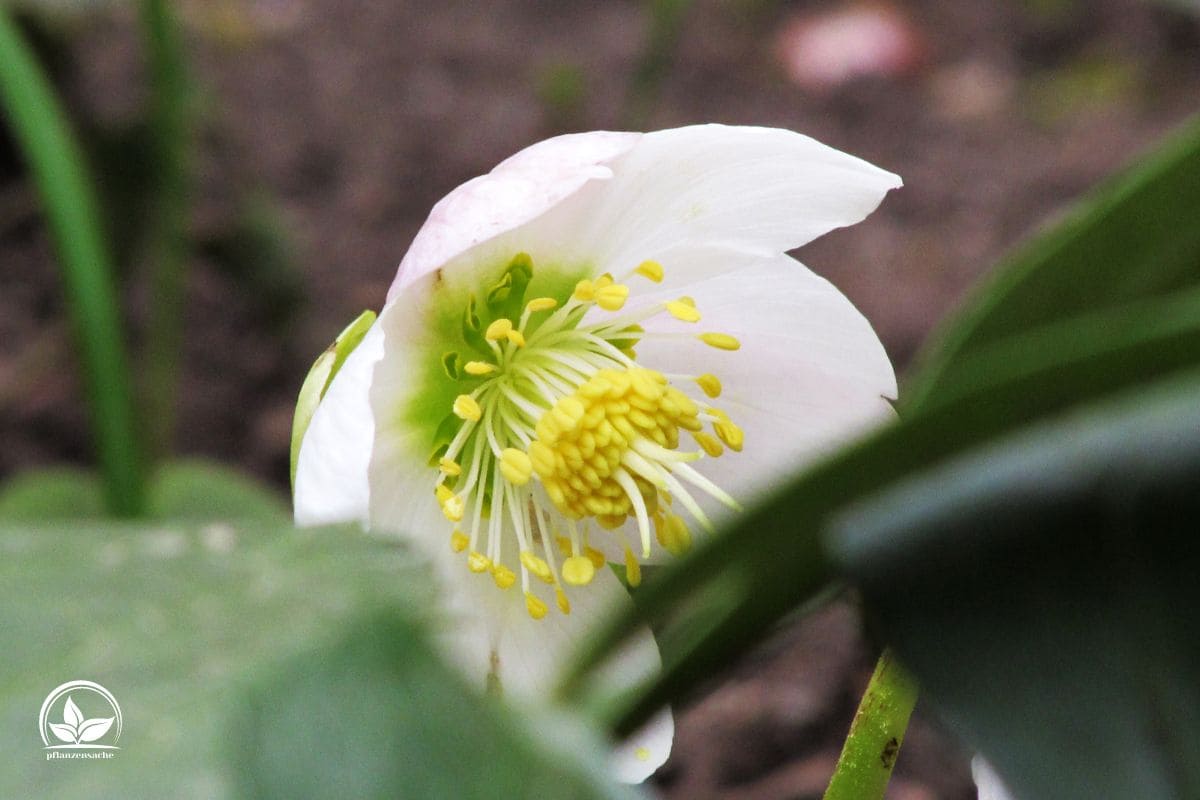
0 468 105 520
0 522 636 799
829 370 1200 800
0 9 145 515
290 309 377 488
148 459 289 523
907 113 1200 409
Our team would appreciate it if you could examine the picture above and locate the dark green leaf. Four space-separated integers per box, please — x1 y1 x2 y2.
830 370 1200 800
907 113 1200 409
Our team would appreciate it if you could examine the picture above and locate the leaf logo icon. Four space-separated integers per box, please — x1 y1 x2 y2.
48 694 115 744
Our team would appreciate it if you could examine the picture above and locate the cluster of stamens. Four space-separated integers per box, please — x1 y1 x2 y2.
431 253 745 620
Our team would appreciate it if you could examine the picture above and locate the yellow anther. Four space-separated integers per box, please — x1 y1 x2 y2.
572 279 595 302
525 591 548 620
555 587 571 615
665 299 701 323
635 747 651 762
698 332 741 351
453 394 482 421
439 457 462 476
586 547 607 569
435 484 454 503
484 318 513 341
506 329 526 347
695 374 722 398
658 513 692 556
594 273 615 289
450 530 469 552
714 419 745 452
464 361 496 376
693 431 724 458
467 551 492 573
491 563 516 589
594 283 630 312
624 548 642 587
520 550 553 583
525 296 558 313
499 448 533 485
561 555 596 586
634 260 664 283
441 494 465 522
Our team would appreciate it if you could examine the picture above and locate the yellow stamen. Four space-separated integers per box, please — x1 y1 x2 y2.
693 431 724 458
506 329 526 347
624 548 642 587
698 332 740 351
695 373 722 398
665 299 701 323
485 318 513 341
464 361 496 376
561 555 596 586
520 550 554 583
491 563 516 589
634 260 664 283
555 587 571 615
499 448 533 485
439 457 462 476
525 297 558 313
441 494 464 522
586 546 607 569
572 279 595 302
453 394 482 421
450 530 469 552
594 282 630 311
525 591 548 620
659 513 692 555
714 419 744 452
467 551 492 573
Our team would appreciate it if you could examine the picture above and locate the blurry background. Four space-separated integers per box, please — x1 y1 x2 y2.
1 1 1198 797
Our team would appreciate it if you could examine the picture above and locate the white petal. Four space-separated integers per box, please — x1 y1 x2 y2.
521 123 901 274
633 250 896 528
611 709 674 783
972 755 1019 800
293 320 386 527
389 131 641 300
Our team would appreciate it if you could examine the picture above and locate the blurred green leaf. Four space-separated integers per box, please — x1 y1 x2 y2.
907 113 1200 410
0 8 145 515
148 459 289 523
0 467 104 520
830 370 1200 800
0 522 636 799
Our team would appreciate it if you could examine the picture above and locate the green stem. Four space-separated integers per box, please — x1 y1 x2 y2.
140 0 191 459
823 648 919 800
0 11 145 516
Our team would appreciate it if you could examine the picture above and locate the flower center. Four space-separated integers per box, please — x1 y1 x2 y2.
429 253 744 620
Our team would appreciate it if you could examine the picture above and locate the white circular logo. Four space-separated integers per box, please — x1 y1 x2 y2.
38 681 122 759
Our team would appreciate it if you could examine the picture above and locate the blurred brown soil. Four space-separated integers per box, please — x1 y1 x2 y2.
2 1 1199 797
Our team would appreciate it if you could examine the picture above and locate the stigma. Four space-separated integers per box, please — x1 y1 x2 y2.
429 254 744 619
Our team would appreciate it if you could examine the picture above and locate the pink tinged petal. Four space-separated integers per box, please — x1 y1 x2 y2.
973 755 1019 800
389 131 642 300
293 320 386 527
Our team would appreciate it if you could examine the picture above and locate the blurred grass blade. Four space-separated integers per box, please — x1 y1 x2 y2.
0 10 144 516
830 370 1200 800
907 113 1200 409
563 293 1200 734
141 0 193 458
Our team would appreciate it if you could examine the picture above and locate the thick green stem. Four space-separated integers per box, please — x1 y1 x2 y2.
0 11 145 516
140 0 191 458
824 648 919 800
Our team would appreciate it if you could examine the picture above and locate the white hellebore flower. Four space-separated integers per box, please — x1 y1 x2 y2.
294 124 899 781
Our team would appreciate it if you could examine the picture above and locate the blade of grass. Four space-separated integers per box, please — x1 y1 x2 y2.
0 10 145 516
140 0 192 458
